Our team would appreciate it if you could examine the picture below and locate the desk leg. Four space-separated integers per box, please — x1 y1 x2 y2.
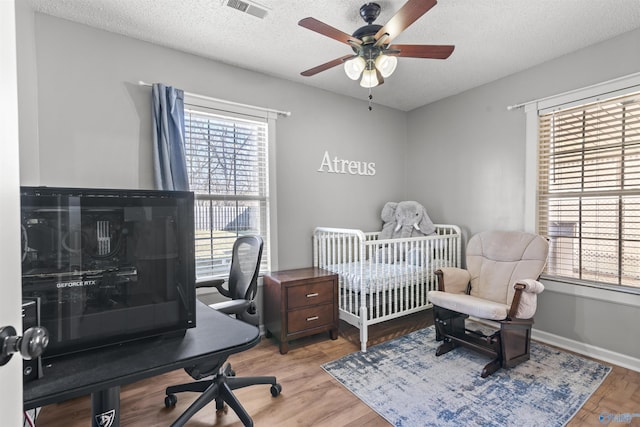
91 386 120 427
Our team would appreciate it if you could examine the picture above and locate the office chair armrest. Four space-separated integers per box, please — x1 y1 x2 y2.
195 278 231 298
210 299 252 316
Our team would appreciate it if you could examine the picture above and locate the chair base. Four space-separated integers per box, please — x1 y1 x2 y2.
432 305 534 378
165 363 281 427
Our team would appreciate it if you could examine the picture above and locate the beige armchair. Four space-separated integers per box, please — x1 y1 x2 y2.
428 230 548 377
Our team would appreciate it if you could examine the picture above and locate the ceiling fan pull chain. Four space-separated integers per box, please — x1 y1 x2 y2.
368 89 373 111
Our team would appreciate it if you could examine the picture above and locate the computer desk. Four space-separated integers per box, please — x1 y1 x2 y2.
23 301 261 427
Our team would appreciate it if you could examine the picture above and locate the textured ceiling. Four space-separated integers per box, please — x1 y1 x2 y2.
27 0 640 111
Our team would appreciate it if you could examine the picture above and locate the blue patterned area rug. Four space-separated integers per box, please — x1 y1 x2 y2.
322 326 611 427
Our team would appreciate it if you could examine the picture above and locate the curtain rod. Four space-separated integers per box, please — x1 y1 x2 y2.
506 71 640 111
138 81 291 117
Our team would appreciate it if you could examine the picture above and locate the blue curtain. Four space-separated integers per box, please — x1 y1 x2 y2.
152 83 189 191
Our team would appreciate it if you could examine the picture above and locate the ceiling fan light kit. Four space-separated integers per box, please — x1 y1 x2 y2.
344 56 366 80
375 54 397 78
360 68 380 88
298 0 455 106
344 50 397 86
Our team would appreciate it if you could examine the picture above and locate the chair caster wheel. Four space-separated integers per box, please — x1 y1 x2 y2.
165 394 177 408
270 383 282 397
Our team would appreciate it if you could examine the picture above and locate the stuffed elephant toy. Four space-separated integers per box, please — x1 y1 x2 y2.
377 201 435 263
379 201 436 240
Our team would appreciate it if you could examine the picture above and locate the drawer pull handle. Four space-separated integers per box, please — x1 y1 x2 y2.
306 293 319 298
306 316 319 322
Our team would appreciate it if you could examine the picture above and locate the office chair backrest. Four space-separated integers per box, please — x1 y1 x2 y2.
229 235 263 302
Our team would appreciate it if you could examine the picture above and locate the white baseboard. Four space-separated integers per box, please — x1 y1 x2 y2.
532 329 640 373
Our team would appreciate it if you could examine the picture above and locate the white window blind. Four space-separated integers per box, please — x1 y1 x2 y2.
184 107 270 279
537 90 640 288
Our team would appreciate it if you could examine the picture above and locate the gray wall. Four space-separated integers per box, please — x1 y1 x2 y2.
406 28 640 361
20 13 407 270
407 28 640 239
16 10 640 362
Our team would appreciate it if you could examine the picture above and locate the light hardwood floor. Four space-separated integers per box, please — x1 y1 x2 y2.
35 311 639 426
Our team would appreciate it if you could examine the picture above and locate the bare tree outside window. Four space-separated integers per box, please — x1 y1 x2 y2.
184 109 269 278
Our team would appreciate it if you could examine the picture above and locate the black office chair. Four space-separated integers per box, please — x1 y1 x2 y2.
165 235 282 427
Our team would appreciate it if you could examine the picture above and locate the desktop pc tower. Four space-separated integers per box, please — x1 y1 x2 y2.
20 187 196 359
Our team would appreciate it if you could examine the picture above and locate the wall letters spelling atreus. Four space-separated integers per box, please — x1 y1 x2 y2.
317 151 376 176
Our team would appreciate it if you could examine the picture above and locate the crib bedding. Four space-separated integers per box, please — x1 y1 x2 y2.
326 260 448 293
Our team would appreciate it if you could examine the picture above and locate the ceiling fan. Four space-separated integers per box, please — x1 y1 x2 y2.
298 0 454 89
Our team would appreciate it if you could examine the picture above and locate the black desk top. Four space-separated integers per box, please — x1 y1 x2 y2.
24 301 260 409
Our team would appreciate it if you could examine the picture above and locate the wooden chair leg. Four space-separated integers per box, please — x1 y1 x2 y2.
433 306 466 341
481 358 502 378
435 339 457 356
500 320 533 368
433 305 468 357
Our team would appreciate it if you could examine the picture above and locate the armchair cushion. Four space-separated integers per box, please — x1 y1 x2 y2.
437 267 471 294
513 279 545 319
466 231 548 306
429 291 509 320
428 231 548 321
517 279 545 294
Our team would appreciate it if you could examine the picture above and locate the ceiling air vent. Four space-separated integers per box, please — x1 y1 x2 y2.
225 0 269 19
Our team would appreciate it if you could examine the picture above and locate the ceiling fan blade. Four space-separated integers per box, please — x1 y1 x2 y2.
301 55 353 77
298 17 362 46
388 44 454 59
374 0 438 44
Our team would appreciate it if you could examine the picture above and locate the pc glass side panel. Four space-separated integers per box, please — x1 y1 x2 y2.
20 187 195 358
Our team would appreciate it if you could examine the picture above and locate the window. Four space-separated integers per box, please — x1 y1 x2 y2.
184 103 272 279
537 90 640 288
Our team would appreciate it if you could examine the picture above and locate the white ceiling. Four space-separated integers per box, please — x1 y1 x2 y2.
27 0 640 111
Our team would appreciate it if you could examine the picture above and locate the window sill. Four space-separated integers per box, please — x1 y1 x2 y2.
540 276 640 308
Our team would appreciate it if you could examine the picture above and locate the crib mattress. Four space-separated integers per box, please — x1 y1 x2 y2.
326 261 439 293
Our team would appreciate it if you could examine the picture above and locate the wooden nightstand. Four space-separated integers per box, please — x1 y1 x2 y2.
263 267 339 354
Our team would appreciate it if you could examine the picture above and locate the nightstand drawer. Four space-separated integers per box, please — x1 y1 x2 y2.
287 304 334 334
287 280 334 309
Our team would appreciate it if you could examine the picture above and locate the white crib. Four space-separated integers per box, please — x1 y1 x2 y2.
313 224 461 352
